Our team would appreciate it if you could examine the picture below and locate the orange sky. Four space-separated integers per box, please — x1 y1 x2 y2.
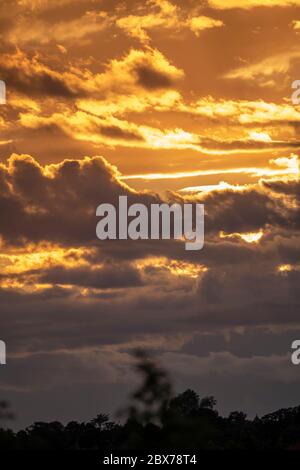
0 0 299 193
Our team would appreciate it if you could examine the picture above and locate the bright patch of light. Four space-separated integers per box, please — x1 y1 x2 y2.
220 230 264 243
180 181 247 193
249 131 272 142
137 257 207 278
278 264 292 272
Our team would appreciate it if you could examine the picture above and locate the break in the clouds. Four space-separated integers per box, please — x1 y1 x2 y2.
0 0 300 429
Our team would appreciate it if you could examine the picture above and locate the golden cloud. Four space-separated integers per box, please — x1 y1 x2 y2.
209 0 300 9
7 11 112 45
224 49 300 86
116 0 224 43
188 16 224 36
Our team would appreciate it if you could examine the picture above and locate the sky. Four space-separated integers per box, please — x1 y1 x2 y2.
0 0 300 429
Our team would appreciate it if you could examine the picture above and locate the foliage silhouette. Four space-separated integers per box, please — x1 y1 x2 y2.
1 351 300 450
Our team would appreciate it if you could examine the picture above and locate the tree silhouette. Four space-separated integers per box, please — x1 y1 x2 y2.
0 354 300 450
125 349 172 427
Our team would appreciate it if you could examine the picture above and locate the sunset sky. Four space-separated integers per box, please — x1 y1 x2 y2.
0 0 300 429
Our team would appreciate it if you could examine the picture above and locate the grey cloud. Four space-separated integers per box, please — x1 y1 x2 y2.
38 263 144 289
135 65 174 90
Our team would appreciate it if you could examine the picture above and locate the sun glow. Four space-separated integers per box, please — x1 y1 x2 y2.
0 244 92 275
278 264 292 272
180 181 247 193
137 257 207 278
220 230 264 243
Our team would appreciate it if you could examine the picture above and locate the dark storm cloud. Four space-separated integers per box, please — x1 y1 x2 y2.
0 154 298 247
0 154 159 245
38 263 144 289
1 250 300 430
135 65 174 89
197 265 300 313
181 185 292 235
0 57 84 99
0 284 73 303
1 240 300 356
262 178 300 199
99 125 145 141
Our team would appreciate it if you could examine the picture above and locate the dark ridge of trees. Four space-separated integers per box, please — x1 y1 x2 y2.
1 350 300 450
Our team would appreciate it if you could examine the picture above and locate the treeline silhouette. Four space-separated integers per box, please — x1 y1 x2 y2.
1 350 300 450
